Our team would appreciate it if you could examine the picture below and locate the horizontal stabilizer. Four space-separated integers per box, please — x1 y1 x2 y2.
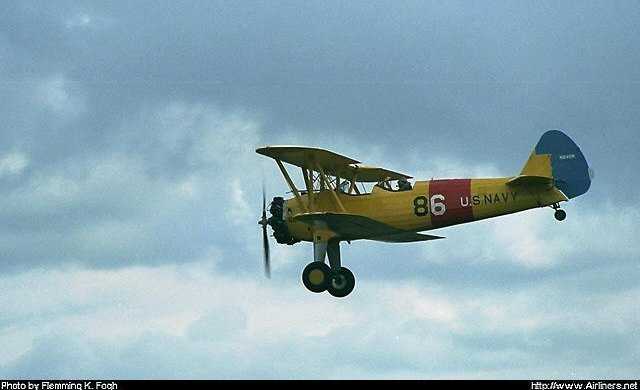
293 212 444 242
506 175 554 187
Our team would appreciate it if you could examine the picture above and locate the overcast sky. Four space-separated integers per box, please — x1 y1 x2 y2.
1 1 638 379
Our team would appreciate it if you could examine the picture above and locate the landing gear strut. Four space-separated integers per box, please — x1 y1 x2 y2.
301 238 355 297
552 203 566 221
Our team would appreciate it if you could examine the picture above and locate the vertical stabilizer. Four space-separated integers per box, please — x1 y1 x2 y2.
519 130 591 199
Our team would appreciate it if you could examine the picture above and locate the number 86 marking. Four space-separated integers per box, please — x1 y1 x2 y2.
413 194 446 216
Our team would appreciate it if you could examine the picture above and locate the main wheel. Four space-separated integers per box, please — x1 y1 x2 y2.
302 261 331 293
554 209 567 221
327 267 355 298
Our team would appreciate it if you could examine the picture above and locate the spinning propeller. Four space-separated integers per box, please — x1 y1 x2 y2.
258 183 271 278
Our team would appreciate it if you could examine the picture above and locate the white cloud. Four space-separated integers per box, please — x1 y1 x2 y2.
36 75 86 118
227 178 252 223
65 13 92 29
64 12 112 31
487 209 568 268
383 284 459 326
0 260 637 378
0 152 29 177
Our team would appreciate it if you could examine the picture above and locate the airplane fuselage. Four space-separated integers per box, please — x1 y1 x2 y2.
283 178 567 242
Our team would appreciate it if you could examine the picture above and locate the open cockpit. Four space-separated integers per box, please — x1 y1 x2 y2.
256 146 414 212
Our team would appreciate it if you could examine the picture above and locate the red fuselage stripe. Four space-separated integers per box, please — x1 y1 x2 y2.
429 179 474 227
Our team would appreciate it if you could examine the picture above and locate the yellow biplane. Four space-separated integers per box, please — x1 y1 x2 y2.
257 130 591 297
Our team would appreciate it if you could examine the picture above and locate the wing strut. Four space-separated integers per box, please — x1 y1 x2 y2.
275 159 308 212
316 163 346 212
301 167 314 210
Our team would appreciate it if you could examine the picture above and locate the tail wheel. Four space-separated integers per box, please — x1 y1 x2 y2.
302 261 331 293
327 267 355 298
554 209 567 221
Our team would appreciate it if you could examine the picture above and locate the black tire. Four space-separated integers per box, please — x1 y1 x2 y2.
327 267 355 298
554 209 567 221
302 262 331 293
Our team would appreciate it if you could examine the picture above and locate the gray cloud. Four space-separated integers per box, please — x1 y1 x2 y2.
0 0 638 379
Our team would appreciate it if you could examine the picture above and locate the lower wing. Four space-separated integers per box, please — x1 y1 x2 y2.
293 212 444 243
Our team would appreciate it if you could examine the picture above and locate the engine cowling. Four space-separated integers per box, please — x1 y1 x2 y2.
268 197 300 245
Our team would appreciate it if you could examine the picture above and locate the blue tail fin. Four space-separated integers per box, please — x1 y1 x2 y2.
534 130 591 199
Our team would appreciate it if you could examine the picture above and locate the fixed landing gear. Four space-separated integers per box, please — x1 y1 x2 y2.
551 203 567 221
301 262 355 297
327 267 355 298
301 238 356 297
302 261 330 293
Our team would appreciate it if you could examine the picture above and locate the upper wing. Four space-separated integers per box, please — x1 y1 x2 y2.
293 212 444 242
348 165 412 182
256 146 360 175
256 145 412 182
